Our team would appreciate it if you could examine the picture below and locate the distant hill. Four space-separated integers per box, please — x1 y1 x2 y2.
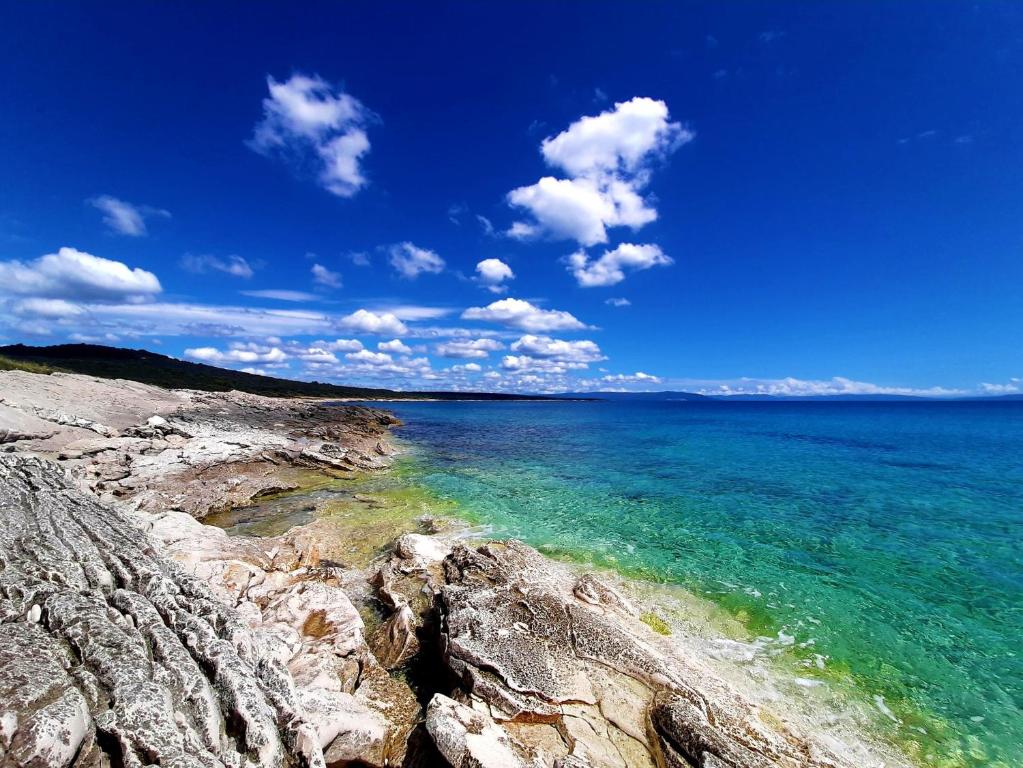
553 390 710 402
714 393 930 402
0 344 551 401
554 390 1018 403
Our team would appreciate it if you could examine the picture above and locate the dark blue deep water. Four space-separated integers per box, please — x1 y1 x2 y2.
379 400 1022 766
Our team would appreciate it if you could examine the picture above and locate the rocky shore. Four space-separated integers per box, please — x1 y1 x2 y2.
0 371 909 768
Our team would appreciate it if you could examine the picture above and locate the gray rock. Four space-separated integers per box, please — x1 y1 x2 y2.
0 454 323 767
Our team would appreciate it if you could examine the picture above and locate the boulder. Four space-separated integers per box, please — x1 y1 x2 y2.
425 694 538 768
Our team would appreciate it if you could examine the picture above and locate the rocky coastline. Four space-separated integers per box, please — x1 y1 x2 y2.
0 371 910 768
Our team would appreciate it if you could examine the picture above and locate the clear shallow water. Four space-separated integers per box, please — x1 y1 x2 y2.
373 400 1023 767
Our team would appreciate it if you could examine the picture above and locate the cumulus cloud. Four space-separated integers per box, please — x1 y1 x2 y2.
186 345 288 365
181 254 255 279
507 97 691 246
461 298 589 333
605 297 631 307
389 242 445 279
499 335 605 375
88 195 170 237
509 335 605 364
0 247 161 300
311 263 342 288
540 97 690 177
434 338 504 359
474 258 514 293
314 338 364 352
337 347 433 378
346 349 393 366
449 362 482 373
567 243 672 287
507 176 655 247
337 308 408 335
249 73 373 198
501 355 588 373
378 338 412 355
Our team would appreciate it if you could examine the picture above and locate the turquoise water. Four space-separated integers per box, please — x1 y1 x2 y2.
376 400 1022 766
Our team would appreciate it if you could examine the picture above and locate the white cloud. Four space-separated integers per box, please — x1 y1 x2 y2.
4 294 444 341
461 298 589 333
88 195 170 237
474 258 515 293
389 242 445 279
540 96 690 177
376 304 452 321
507 97 691 246
249 73 373 198
337 308 408 335
499 335 605 375
181 254 255 279
75 302 338 338
507 176 656 247
12 298 87 318
501 355 588 373
692 376 965 398
0 247 161 300
311 263 342 288
434 337 504 358
314 338 363 352
509 335 605 364
567 243 672 287
979 379 1021 395
241 289 318 301
605 297 631 307
186 345 288 365
449 362 482 373
291 347 339 364
378 338 412 355
346 349 393 366
598 372 662 384
183 340 353 368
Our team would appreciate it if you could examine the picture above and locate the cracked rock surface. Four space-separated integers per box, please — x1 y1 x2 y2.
0 371 398 518
0 453 323 767
374 537 911 768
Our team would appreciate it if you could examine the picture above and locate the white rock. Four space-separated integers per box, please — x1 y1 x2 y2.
426 694 537 768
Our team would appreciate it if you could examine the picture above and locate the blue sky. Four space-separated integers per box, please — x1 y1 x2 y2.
1 1 1021 395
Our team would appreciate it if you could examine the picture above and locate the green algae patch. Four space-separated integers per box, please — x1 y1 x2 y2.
640 611 672 636
314 483 459 568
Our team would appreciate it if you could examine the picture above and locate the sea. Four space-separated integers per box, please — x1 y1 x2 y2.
370 399 1023 767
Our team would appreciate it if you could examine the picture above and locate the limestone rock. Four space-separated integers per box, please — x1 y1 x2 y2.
0 454 323 767
425 694 538 768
